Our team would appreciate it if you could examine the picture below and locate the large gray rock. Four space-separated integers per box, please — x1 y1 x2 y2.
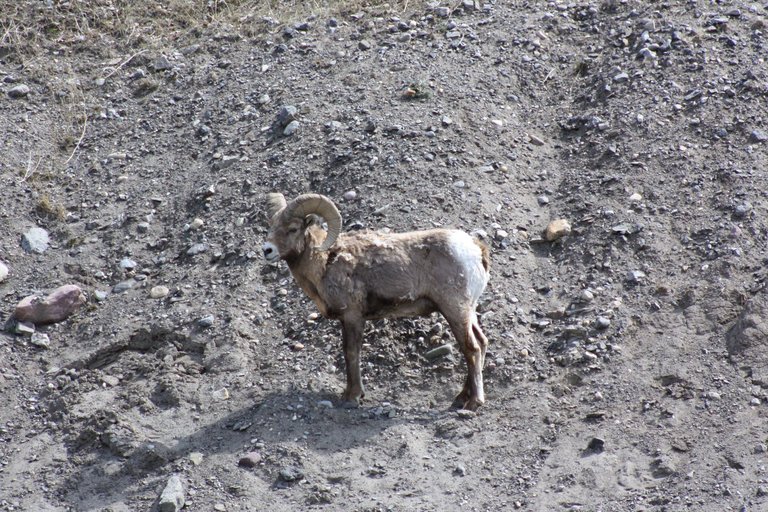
14 284 87 325
0 261 8 282
158 474 185 512
21 227 50 253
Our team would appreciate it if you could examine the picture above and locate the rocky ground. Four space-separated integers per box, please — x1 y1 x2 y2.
1 0 768 510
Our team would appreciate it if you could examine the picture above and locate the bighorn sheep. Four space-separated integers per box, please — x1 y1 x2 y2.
262 193 490 410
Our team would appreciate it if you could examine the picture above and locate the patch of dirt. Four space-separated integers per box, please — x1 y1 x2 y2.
2 1 768 510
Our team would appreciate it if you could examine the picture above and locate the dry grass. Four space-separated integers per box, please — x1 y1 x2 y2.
0 0 419 61
36 194 68 222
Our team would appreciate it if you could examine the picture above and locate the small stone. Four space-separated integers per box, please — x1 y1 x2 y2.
580 289 594 302
734 203 752 218
595 317 611 329
8 84 30 98
749 130 768 143
189 218 204 230
453 180 466 188
277 105 297 127
626 270 646 283
318 400 334 409
0 261 8 282
137 222 150 233
537 195 550 206
750 398 761 406
291 342 305 351
113 280 135 294
198 315 215 328
212 387 230 400
441 116 453 126
120 258 137 270
613 72 629 83
544 219 571 241
453 464 467 476
358 39 372 51
21 227 50 254
283 120 300 136
257 93 270 105
343 190 357 201
214 504 226 512
528 133 545 146
628 192 643 202
14 285 87 325
495 229 508 240
279 466 304 482
705 390 721 400
15 322 35 336
94 290 109 302
189 452 204 465
587 437 605 453
187 243 208 256
158 475 185 512
238 451 262 468
435 6 451 17
424 344 453 360
30 333 50 349
150 286 170 299
457 409 476 419
518 348 529 359
102 375 120 387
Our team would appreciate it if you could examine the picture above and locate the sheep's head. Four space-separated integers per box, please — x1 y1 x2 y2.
262 193 342 263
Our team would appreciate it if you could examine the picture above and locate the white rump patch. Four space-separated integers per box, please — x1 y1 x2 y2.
447 231 488 304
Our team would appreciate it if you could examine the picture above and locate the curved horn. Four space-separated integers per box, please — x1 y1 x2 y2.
266 193 287 220
284 194 342 251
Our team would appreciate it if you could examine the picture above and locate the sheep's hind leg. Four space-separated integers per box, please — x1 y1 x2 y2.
340 315 365 408
445 310 486 411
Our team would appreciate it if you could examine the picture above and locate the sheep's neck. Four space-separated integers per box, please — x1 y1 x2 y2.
287 245 330 317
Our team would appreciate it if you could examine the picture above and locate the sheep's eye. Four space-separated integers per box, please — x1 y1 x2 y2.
288 227 299 234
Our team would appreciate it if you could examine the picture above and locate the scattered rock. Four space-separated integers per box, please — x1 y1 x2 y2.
198 315 215 328
30 332 50 349
544 219 572 241
238 451 262 468
14 285 87 325
120 257 138 270
528 133 545 146
158 475 185 512
113 280 136 294
0 261 8 282
626 270 646 283
750 130 767 143
7 84 30 98
537 195 550 206
586 437 605 454
15 321 35 336
595 317 611 329
358 40 373 51
189 452 204 465
424 344 453 360
150 286 170 299
187 243 208 256
21 227 50 254
279 466 304 483
283 120 300 136
189 218 204 230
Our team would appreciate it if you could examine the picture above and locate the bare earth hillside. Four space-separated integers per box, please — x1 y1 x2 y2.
2 1 768 510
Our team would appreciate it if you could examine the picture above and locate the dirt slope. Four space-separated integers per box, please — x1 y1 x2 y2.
2 1 768 511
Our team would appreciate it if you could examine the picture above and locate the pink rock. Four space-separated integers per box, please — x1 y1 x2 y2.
238 451 262 468
14 284 87 325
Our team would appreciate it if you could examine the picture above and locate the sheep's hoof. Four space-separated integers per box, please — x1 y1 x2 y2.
451 395 484 411
340 399 360 409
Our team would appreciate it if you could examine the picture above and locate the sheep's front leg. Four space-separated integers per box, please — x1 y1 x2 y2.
340 315 365 408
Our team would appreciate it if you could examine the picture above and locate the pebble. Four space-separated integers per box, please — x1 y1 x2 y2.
628 192 643 202
528 133 545 146
435 6 451 17
7 84 30 98
214 504 226 512
705 390 721 400
137 222 150 233
279 466 304 482
187 243 208 256
15 322 35 336
238 451 262 468
626 270 646 283
318 400 334 408
283 120 300 136
21 227 50 254
595 316 611 329
587 437 605 453
734 203 752 218
189 218 204 230
277 105 297 127
0 261 8 282
291 342 305 351
537 195 550 206
30 333 51 349
580 289 594 302
113 280 135 294
150 286 170 299
495 229 508 240
453 180 466 188
212 387 230 400
544 219 572 241
198 315 215 328
343 190 357 201
441 116 453 126
189 452 204 465
750 398 761 406
257 93 270 105
158 475 185 512
750 129 767 143
424 344 453 360
358 40 372 51
454 464 467 476
14 285 87 325
120 258 137 270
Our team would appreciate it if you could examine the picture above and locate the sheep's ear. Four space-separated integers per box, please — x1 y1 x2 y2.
266 193 287 222
303 214 321 229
